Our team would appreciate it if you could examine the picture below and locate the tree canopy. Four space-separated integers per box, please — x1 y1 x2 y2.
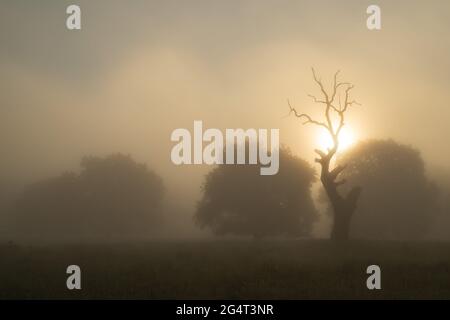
330 139 437 240
12 154 164 240
195 147 317 238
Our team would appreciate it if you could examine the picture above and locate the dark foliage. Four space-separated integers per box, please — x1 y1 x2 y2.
12 154 164 240
331 139 437 240
195 147 317 238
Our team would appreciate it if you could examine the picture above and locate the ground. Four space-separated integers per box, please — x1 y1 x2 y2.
1 239 450 299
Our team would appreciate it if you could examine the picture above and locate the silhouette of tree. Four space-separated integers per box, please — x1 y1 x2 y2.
195 147 317 238
13 154 164 240
289 69 361 241
328 139 437 240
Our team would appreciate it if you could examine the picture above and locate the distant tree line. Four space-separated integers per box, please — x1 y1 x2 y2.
0 139 449 242
9 154 164 241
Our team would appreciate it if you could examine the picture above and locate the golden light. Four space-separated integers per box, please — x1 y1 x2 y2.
317 126 355 152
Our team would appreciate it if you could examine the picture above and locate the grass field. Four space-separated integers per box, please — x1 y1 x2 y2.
1 240 450 299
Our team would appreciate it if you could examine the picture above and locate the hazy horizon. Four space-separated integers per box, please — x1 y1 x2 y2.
2 0 450 241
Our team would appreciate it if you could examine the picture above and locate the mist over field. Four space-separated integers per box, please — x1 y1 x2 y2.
1 0 450 299
1 0 450 243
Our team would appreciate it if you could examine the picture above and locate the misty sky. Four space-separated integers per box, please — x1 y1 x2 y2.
1 0 450 234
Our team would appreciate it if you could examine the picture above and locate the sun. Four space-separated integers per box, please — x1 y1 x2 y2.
317 126 355 152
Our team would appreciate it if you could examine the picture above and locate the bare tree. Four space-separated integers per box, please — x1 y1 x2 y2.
289 68 362 241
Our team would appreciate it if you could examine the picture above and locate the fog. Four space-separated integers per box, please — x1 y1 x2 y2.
1 0 450 241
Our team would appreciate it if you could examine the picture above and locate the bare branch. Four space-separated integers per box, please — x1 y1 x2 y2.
334 70 340 87
287 100 329 130
314 149 327 159
307 94 327 105
336 115 345 137
342 84 355 112
311 68 329 103
329 103 342 113
330 164 347 180
288 69 358 186
347 100 361 107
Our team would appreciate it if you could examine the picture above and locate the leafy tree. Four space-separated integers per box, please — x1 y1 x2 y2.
195 147 317 238
13 154 164 240
329 139 437 240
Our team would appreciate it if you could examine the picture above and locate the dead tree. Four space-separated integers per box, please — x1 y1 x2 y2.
289 68 362 241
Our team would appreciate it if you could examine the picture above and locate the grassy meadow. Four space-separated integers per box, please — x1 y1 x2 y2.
1 240 450 299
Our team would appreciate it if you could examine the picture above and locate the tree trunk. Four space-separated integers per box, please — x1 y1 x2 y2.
327 185 361 241
331 210 350 241
329 200 353 241
317 150 362 242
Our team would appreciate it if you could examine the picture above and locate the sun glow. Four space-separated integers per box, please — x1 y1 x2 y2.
317 126 355 152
